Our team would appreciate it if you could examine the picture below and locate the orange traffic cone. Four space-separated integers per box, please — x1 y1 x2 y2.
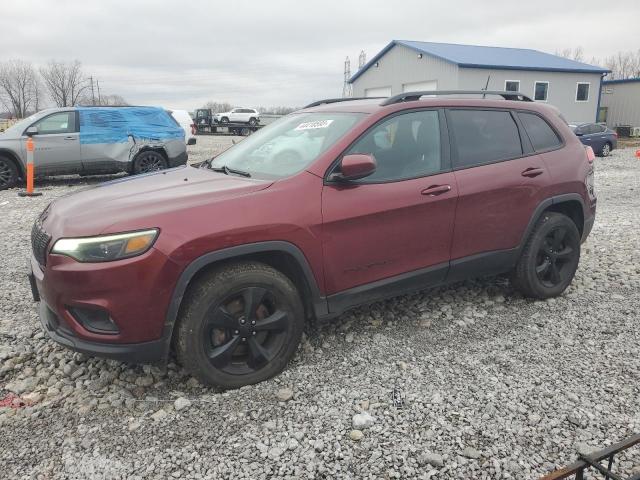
18 136 42 197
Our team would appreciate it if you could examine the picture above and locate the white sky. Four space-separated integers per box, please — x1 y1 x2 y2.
1 0 638 110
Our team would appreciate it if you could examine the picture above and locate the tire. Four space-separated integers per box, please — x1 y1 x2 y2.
220 117 229 124
248 118 258 126
600 142 611 157
0 156 19 190
512 212 581 299
132 151 168 174
176 261 305 389
240 127 251 136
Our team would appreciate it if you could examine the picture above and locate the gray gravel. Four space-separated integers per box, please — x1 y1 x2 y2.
1 140 639 479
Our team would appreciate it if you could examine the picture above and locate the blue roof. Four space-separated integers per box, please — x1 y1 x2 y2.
349 40 610 83
602 78 640 85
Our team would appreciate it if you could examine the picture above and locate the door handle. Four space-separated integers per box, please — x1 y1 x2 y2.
521 167 544 178
421 184 451 196
64 136 77 141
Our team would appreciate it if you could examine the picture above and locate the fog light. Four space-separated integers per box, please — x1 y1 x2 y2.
68 306 119 334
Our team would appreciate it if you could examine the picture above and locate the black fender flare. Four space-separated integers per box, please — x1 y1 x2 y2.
158 241 328 358
518 193 587 253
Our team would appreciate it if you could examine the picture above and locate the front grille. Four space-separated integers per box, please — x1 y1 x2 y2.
31 218 51 266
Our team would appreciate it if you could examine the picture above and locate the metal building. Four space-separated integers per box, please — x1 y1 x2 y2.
349 40 609 124
599 78 640 130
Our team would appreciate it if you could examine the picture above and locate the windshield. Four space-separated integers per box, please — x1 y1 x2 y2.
2 113 40 135
208 112 364 179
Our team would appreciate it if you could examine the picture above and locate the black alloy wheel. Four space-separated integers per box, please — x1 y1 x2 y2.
535 226 577 288
133 151 167 174
0 157 18 190
176 262 304 389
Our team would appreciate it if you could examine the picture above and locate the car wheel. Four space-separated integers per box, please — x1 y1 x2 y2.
220 117 229 124
0 156 19 191
512 212 581 299
240 127 251 136
248 118 258 126
176 261 305 389
133 151 168 174
600 142 611 157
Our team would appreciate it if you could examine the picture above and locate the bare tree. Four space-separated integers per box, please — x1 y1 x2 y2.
555 46 584 62
603 51 640 80
202 101 233 113
40 60 89 107
0 59 39 118
78 92 128 106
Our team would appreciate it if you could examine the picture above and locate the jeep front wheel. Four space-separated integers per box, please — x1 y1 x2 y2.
176 262 305 389
512 212 581 299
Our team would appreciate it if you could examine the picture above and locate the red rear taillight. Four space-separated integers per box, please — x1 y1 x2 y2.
585 146 595 163
613 132 618 138
191 124 196 135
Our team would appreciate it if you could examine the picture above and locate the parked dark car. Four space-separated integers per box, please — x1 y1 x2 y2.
570 123 617 157
28 91 597 389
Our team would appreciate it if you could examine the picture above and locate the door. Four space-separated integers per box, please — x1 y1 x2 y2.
322 109 457 303
364 86 392 98
446 109 552 268
25 111 81 175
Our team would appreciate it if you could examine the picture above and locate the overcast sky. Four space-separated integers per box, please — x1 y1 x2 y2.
1 0 638 111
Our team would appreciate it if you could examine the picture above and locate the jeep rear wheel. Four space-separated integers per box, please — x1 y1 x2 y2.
248 117 258 126
133 151 168 174
176 262 304 389
0 156 19 190
512 212 581 299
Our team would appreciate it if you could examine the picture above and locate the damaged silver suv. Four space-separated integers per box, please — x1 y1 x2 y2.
0 106 187 190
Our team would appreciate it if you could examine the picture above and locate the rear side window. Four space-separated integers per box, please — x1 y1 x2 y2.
519 112 562 151
448 110 522 168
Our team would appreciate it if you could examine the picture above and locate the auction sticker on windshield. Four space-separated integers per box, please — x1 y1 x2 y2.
295 120 334 131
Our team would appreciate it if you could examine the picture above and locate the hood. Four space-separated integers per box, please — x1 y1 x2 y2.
43 165 273 237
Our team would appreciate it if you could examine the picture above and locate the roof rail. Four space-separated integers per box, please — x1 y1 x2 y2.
380 90 533 106
304 97 385 109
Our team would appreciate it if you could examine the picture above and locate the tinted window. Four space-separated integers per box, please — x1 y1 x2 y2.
505 81 520 92
449 110 522 168
33 112 76 134
576 83 589 101
519 112 562 151
534 82 548 101
347 110 442 182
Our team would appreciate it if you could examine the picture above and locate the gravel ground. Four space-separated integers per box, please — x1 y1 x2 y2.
1 140 639 479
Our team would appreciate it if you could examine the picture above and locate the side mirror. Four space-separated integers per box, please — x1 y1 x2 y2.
25 126 38 136
330 154 376 182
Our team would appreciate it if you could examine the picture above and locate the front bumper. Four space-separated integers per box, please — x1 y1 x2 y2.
38 301 167 363
27 248 180 364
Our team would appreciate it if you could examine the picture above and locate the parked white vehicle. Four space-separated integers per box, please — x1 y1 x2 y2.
214 108 260 125
169 109 196 145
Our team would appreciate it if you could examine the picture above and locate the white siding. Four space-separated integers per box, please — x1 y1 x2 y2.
457 68 602 124
351 44 458 97
600 82 640 127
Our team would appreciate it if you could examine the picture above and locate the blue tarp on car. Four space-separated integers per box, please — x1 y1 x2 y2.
77 106 184 145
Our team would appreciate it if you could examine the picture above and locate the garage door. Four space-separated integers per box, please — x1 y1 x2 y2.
402 80 437 92
364 86 392 98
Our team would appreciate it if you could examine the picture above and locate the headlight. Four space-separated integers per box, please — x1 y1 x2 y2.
51 229 159 263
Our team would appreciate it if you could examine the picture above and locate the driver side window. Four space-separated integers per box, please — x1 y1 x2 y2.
33 112 76 135
347 110 442 182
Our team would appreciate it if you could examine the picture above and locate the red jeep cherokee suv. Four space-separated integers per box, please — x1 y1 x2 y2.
28 91 596 388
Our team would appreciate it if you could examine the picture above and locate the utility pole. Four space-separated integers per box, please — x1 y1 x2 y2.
89 76 95 105
96 79 101 105
342 57 352 98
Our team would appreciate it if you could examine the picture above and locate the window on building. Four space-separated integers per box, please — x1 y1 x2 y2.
448 109 522 168
576 83 590 102
519 112 562 151
505 80 520 92
534 82 549 101
347 110 443 181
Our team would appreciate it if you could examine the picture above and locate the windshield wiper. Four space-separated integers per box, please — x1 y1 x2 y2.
209 164 251 177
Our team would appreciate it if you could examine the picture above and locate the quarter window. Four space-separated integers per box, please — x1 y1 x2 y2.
32 112 76 134
505 80 520 92
519 112 562 151
347 110 442 182
576 83 590 102
448 109 522 168
534 82 549 101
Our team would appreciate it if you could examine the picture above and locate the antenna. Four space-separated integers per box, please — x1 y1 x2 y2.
358 50 366 69
342 56 353 98
482 75 491 99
